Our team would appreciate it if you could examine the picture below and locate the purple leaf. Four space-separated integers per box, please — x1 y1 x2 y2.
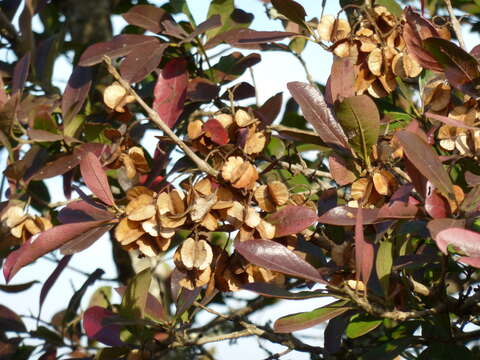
235 239 325 283
60 224 114 255
318 206 380 226
83 306 125 347
267 205 317 237
256 92 283 128
186 77 219 102
120 43 168 83
220 81 256 100
396 130 453 198
0 305 26 332
3 219 110 283
287 82 350 154
271 0 306 26
326 56 356 104
62 66 92 123
424 182 450 218
274 300 350 333
181 15 222 44
229 29 297 44
39 255 72 313
79 151 115 206
153 58 188 129
79 34 159 66
12 52 31 94
58 200 112 224
427 218 465 240
328 154 356 186
355 207 373 284
122 5 171 33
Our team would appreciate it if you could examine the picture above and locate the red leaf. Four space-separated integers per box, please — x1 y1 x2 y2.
355 207 374 284
152 58 188 129
3 220 109 283
79 151 115 206
83 306 125 347
425 182 450 218
328 154 356 186
60 224 114 255
318 206 380 226
267 205 317 237
58 200 113 224
326 56 356 104
287 81 351 154
235 239 325 283
426 112 479 130
187 77 219 102
120 43 168 83
122 5 171 33
79 34 159 66
203 118 229 145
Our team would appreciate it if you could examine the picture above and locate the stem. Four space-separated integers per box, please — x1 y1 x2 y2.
102 56 219 178
444 0 466 49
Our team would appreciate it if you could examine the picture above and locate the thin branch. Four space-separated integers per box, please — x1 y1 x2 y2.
278 161 332 178
444 0 466 49
102 56 219 178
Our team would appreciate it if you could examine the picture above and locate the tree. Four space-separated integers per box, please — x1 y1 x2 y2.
1 0 480 358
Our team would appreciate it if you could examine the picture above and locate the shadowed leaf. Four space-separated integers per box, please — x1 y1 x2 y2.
0 305 26 332
355 207 374 284
39 255 72 314
0 280 38 293
256 92 283 127
121 268 151 319
62 66 92 123
120 43 168 83
122 5 171 33
271 0 306 26
242 282 331 299
12 52 30 94
83 306 125 347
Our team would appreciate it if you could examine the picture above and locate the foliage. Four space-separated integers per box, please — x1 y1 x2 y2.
1 0 480 359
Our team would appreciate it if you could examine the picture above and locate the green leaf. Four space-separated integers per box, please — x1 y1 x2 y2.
266 137 286 158
88 286 112 309
121 268 151 319
206 0 253 40
346 314 382 338
335 95 380 165
274 300 350 333
376 240 393 296
359 337 414 360
375 0 402 17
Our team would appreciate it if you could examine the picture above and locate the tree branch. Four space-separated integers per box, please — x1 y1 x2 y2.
102 56 219 178
444 0 466 49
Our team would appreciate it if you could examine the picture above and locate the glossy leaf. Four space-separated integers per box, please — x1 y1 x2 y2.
396 130 453 198
60 224 114 255
153 58 188 129
271 0 306 26
3 219 109 282
346 314 382 338
425 182 450 219
376 240 393 295
425 112 478 130
274 300 350 333
79 151 115 206
235 239 325 283
318 206 380 225
79 34 159 66
120 43 168 83
435 228 480 267
267 205 317 237
335 95 380 162
121 268 151 319
122 5 171 33
83 306 125 347
287 81 351 154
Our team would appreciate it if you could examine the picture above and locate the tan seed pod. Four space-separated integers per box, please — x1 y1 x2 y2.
244 131 266 155
244 207 261 228
187 119 204 140
103 82 135 112
254 185 276 212
127 186 154 201
121 153 137 179
170 189 186 214
367 48 383 76
267 181 289 206
403 54 422 78
351 178 369 200
236 225 255 242
201 212 218 231
126 194 156 221
333 42 351 58
128 147 150 173
222 156 244 182
317 15 335 42
23 218 41 235
379 74 397 94
234 109 255 127
180 238 213 271
226 201 245 227
136 237 157 257
215 113 234 128
372 170 396 196
232 162 258 190
194 178 212 196
142 216 159 237
450 105 477 125
448 185 465 213
346 279 366 291
1 205 25 228
423 79 451 111
256 219 276 239
392 53 407 78
190 193 217 222
367 80 388 98
115 218 145 245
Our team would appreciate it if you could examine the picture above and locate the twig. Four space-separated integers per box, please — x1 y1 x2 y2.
102 56 219 178
444 0 466 49
278 161 332 178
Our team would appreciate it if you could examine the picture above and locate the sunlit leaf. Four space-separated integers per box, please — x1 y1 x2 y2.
267 205 317 237
346 314 382 338
83 306 125 347
79 151 115 206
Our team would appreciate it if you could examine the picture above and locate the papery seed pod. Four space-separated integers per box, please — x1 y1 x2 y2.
423 79 451 112
367 48 383 76
187 119 204 140
215 113 234 128
267 181 289 206
128 147 150 173
351 178 369 200
244 207 261 228
244 131 266 155
103 82 135 112
235 109 255 127
180 238 213 271
254 185 276 212
126 194 156 221
317 15 351 42
256 219 276 239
